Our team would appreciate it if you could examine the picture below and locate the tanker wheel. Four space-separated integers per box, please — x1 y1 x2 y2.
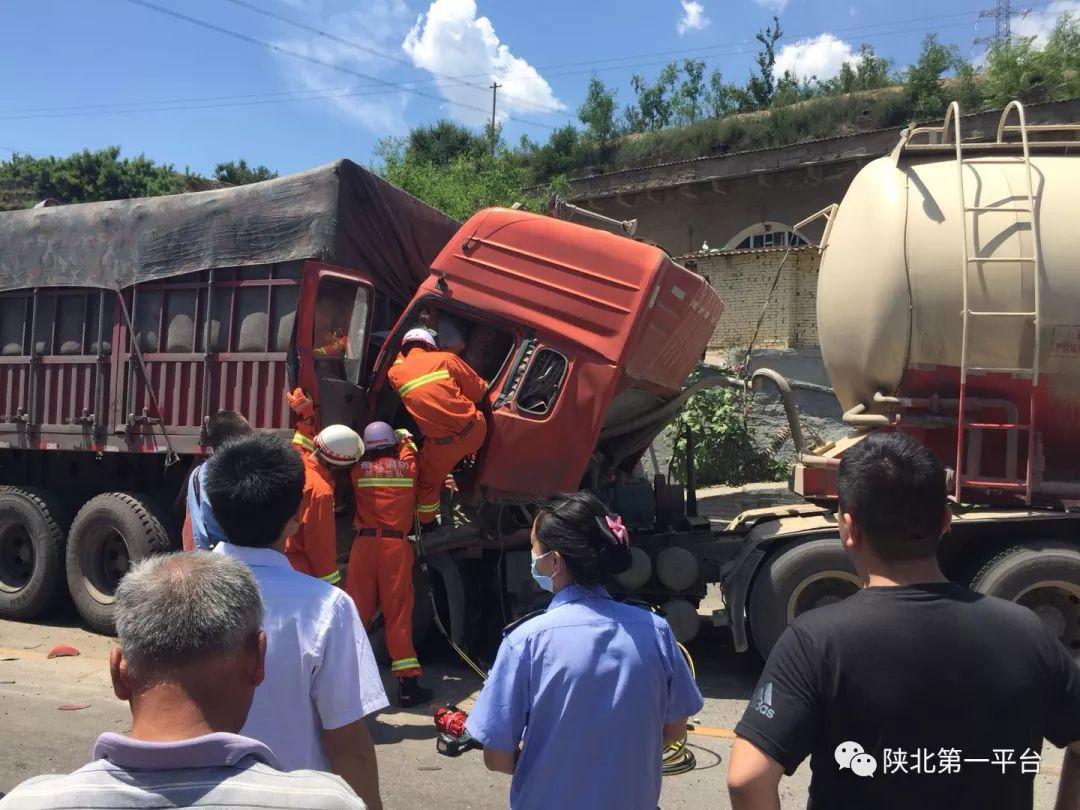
971 543 1080 662
0 488 69 621
66 493 173 635
749 537 861 658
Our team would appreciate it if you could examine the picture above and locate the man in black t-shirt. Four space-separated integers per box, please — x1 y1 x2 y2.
727 432 1080 810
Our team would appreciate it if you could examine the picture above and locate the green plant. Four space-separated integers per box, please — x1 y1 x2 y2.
669 382 788 487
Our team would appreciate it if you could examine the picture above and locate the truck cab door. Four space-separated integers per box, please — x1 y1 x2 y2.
297 262 374 432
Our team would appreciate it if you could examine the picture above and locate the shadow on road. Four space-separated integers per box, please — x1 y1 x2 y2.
684 626 762 702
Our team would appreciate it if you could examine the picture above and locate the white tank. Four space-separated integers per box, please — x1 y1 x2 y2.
817 111 1080 488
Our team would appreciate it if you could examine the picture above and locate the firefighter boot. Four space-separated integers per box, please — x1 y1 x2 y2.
398 677 434 708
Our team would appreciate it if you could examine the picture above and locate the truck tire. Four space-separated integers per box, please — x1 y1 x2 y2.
749 537 860 658
0 488 69 621
971 543 1080 657
66 493 173 635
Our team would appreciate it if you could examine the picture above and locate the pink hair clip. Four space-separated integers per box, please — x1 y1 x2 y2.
605 514 629 546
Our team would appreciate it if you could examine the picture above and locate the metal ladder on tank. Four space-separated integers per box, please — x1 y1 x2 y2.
948 101 1043 504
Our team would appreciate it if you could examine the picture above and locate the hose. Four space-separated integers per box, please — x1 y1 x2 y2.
417 515 700 778
662 642 698 776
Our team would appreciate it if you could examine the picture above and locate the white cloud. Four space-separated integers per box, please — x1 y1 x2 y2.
403 0 564 127
676 1 710 36
754 0 789 12
1012 1 1080 43
774 33 856 82
272 0 415 133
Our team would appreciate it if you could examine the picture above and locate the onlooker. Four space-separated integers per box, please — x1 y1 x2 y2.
728 432 1080 810
466 491 703 810
205 433 388 810
0 553 365 809
182 409 252 551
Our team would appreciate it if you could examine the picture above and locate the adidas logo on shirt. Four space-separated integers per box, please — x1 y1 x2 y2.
751 681 775 719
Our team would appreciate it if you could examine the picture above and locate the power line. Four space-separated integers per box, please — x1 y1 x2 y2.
0 18 989 123
120 0 559 130
219 0 569 117
6 0 1073 124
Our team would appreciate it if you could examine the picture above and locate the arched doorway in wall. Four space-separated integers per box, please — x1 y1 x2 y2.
724 221 809 250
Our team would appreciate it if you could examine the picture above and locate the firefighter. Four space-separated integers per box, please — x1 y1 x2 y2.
388 328 488 527
284 423 362 585
314 327 348 359
347 421 433 708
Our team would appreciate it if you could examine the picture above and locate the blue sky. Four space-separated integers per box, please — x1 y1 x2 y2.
2 0 1077 177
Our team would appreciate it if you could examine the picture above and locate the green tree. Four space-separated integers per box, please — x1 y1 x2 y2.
374 136 541 222
0 146 190 210
406 120 489 165
213 159 277 185
705 69 753 117
624 62 681 132
672 59 708 125
670 381 787 486
747 16 783 109
1042 13 1080 98
827 44 893 94
906 34 962 120
577 77 619 143
982 14 1080 106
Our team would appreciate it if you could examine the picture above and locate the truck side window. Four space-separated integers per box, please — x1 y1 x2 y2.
314 278 370 385
517 349 568 416
0 296 30 356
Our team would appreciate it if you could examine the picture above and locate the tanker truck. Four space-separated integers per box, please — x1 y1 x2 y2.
708 101 1080 658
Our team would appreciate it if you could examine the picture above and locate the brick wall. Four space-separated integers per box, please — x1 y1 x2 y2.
682 246 820 351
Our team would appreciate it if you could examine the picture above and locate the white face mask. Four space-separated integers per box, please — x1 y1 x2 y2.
530 550 555 593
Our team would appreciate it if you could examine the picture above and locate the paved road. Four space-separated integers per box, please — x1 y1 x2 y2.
0 614 1067 808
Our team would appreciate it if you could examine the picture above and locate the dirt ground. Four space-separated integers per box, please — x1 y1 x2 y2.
0 612 1068 809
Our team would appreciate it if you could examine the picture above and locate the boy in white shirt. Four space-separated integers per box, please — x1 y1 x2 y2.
205 433 389 810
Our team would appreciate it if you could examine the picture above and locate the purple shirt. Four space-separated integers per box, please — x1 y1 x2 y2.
0 732 366 809
93 731 279 770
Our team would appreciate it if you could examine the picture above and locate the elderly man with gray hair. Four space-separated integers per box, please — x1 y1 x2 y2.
0 553 366 809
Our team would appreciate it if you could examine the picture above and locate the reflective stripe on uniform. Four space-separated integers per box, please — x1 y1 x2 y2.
396 369 451 397
320 570 341 585
355 478 414 488
391 657 420 672
417 502 440 514
292 432 315 452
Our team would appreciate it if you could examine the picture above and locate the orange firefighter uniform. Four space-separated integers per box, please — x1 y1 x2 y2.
387 349 487 524
347 432 421 678
284 449 341 585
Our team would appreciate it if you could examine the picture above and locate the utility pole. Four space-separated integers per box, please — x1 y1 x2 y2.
976 0 1024 48
489 81 501 156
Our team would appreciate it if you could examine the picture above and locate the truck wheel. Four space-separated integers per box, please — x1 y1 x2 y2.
66 493 172 635
0 488 69 621
749 537 860 658
971 543 1080 659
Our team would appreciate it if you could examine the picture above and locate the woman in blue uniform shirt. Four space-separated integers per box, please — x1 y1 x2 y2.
466 491 704 810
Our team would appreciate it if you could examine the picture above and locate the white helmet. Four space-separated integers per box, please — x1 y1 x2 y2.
401 327 437 351
314 424 363 467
